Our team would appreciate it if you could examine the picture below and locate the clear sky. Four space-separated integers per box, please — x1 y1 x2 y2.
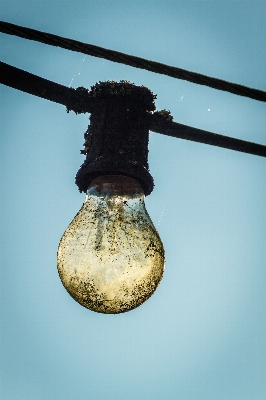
1 1 266 399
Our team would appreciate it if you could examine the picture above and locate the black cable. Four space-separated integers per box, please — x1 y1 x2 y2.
1 21 266 103
1 62 265 158
149 114 266 158
0 61 93 113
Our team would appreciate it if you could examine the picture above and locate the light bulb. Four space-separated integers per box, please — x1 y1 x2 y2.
57 175 165 314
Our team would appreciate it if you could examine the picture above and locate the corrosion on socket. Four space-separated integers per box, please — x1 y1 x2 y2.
75 81 156 196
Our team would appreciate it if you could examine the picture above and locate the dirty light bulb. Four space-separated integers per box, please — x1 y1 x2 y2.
57 175 165 314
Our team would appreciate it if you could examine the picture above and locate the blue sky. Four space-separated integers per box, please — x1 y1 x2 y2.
1 1 266 399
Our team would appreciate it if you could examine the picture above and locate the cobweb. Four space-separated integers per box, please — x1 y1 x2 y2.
68 55 87 87
154 94 184 228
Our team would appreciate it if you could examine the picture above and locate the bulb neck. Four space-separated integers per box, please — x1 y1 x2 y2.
87 175 144 199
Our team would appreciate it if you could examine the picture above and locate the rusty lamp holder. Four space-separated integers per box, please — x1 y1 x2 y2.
75 81 156 196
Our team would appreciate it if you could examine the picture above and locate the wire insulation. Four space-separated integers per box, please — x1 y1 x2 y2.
1 21 266 102
1 61 265 158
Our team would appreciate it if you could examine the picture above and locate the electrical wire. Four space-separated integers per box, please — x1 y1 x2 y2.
1 61 265 158
1 21 266 103
0 61 93 113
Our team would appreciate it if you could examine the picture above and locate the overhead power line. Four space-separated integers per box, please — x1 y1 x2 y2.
1 61 265 158
1 21 266 103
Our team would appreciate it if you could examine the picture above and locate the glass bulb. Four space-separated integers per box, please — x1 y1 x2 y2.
57 175 165 314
